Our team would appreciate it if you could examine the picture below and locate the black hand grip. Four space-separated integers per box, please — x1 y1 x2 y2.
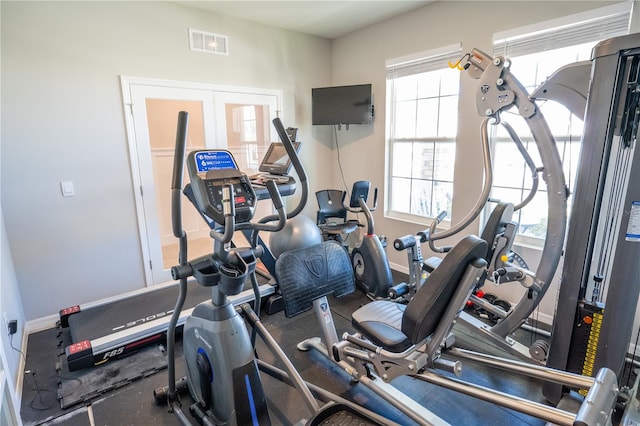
171 263 193 280
171 112 189 191
394 235 416 251
171 111 189 240
264 179 284 210
436 211 447 222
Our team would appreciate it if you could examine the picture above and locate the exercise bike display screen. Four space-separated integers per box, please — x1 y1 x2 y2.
194 150 238 173
187 150 256 224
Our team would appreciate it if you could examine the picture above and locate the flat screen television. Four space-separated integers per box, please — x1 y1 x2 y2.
312 84 373 125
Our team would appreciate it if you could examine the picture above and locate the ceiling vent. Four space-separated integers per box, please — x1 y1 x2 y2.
189 28 228 55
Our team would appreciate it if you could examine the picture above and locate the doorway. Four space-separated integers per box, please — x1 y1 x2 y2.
121 77 281 285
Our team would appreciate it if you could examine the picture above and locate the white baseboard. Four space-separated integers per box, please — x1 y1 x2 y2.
13 327 28 412
389 261 409 275
25 313 59 334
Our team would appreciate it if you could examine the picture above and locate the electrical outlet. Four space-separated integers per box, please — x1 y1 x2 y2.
4 313 17 335
8 320 17 335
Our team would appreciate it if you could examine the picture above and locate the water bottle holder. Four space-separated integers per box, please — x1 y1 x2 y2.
219 260 248 296
192 264 220 287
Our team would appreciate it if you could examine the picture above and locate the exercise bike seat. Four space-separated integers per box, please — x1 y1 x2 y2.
351 235 487 352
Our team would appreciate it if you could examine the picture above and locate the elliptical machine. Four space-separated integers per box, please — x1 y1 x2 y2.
156 113 384 425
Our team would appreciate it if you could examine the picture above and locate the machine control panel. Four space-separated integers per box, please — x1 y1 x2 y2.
187 150 256 224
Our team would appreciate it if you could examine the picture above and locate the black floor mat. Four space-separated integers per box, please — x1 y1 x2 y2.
57 340 174 409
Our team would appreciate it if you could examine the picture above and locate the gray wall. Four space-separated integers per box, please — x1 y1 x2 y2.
1 1 331 320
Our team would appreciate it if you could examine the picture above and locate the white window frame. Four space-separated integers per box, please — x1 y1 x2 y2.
385 43 462 225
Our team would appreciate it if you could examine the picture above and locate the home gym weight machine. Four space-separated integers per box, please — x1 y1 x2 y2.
275 233 618 425
450 35 640 417
356 43 561 363
411 45 573 363
156 113 387 425
535 33 640 410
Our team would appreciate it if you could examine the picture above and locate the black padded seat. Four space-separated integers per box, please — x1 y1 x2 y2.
318 221 359 236
316 189 360 239
352 235 487 352
352 301 409 352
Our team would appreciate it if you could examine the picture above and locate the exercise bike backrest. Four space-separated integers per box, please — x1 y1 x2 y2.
346 180 378 235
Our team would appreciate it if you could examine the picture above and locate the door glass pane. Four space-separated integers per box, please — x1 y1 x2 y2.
224 103 271 172
224 103 273 230
145 99 212 269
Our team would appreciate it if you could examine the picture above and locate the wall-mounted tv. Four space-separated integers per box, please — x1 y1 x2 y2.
312 84 373 125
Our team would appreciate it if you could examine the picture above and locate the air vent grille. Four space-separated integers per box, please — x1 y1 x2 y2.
189 28 228 55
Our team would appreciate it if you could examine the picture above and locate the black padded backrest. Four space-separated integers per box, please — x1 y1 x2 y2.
316 190 348 224
480 202 514 262
401 235 487 344
275 241 355 317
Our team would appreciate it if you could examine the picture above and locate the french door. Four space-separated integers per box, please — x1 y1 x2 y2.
121 77 281 285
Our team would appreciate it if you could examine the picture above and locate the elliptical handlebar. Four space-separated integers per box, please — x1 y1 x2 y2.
171 111 189 265
241 179 287 233
270 117 308 219
164 111 192 423
208 184 236 244
250 117 308 247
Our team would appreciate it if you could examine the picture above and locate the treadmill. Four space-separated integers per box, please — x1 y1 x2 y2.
58 138 301 371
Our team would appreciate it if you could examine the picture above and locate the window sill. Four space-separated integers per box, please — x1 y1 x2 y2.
384 210 451 230
513 234 544 251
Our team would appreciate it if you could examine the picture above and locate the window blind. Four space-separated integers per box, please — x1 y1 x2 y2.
493 2 631 57
386 43 462 79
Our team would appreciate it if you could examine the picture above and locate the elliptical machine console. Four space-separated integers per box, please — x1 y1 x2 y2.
186 149 257 224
